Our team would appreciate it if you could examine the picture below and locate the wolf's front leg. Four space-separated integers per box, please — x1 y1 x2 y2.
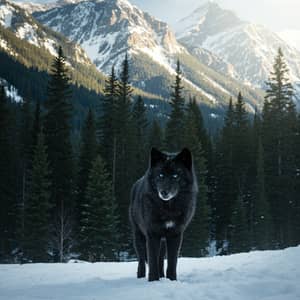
146 234 161 281
166 234 182 280
133 229 147 278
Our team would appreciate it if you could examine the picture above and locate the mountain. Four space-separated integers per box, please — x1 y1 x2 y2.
0 0 111 131
279 30 300 52
33 0 263 113
35 0 184 76
12 0 94 14
0 0 111 95
175 1 300 93
0 0 161 106
0 0 94 65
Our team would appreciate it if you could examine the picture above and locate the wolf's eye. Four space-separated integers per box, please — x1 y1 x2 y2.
159 173 164 178
172 174 179 179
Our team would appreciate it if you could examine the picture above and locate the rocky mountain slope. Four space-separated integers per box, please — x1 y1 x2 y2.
0 0 93 66
0 0 159 98
33 0 263 111
175 1 300 93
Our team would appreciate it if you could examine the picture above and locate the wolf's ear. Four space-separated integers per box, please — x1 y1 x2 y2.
150 147 166 167
175 148 192 170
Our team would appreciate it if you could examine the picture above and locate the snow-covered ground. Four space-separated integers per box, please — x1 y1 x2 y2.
0 246 299 300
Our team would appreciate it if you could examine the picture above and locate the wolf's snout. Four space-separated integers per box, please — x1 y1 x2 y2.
158 189 176 201
160 190 169 198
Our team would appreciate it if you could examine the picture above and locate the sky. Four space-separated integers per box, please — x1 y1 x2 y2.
130 0 300 32
15 0 300 32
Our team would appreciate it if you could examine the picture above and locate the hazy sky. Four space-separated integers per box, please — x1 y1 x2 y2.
130 0 300 31
15 0 300 31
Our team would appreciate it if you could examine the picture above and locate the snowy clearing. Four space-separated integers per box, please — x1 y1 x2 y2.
0 246 299 300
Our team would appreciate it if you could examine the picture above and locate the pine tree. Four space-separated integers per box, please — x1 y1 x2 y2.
182 99 210 257
183 142 210 257
187 97 210 156
294 114 300 246
44 45 73 206
148 119 163 151
31 99 41 150
44 46 74 260
249 107 261 179
77 109 98 219
262 48 297 248
165 59 185 152
114 54 135 248
99 65 118 174
252 139 272 250
17 96 33 254
214 98 236 252
231 92 252 249
0 85 16 261
233 92 251 178
80 156 120 261
232 92 251 197
23 131 51 262
17 99 42 257
132 95 148 179
214 93 252 253
248 109 262 248
19 97 33 161
229 193 250 254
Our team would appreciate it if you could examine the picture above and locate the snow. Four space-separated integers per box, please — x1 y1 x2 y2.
15 22 59 57
43 38 58 57
5 84 23 103
16 22 39 46
0 78 23 103
0 38 9 50
35 0 185 76
200 23 300 88
182 77 217 104
0 37 17 56
117 0 136 11
0 4 13 28
81 31 123 71
279 30 300 52
1 246 299 300
200 71 231 95
174 1 210 38
144 103 158 109
0 2 89 65
176 1 300 97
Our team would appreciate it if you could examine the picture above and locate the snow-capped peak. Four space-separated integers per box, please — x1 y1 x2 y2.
34 0 185 74
278 29 300 52
174 1 242 39
0 1 17 28
0 0 91 65
32 0 264 108
175 1 300 91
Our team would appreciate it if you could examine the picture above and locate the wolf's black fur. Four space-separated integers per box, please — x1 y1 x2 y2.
129 148 198 281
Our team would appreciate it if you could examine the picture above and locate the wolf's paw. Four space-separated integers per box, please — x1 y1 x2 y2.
166 271 177 281
148 272 160 281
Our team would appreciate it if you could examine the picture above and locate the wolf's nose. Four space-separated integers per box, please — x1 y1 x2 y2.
161 191 168 198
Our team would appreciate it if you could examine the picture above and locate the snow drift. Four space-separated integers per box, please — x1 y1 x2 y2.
0 246 299 300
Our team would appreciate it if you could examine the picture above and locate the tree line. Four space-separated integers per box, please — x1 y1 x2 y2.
0 47 299 263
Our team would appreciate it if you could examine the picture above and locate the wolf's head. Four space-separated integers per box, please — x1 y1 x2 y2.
148 148 195 202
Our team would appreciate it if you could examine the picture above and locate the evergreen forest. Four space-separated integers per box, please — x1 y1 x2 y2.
1 46 300 263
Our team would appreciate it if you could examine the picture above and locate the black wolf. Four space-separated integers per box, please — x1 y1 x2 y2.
129 148 198 281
